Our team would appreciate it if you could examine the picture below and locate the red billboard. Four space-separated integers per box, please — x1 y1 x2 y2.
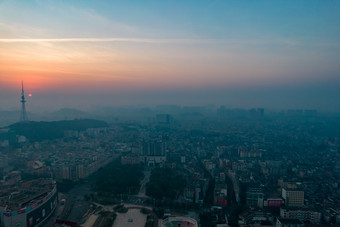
267 199 282 207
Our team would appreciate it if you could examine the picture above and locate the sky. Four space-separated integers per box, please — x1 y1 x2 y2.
0 0 340 111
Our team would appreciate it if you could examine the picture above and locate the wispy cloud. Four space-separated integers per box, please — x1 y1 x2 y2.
0 37 212 44
0 37 305 46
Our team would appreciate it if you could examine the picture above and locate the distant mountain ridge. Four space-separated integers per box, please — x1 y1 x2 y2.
8 119 108 142
51 108 88 117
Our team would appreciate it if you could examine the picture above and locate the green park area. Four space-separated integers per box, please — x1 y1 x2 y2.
146 167 187 199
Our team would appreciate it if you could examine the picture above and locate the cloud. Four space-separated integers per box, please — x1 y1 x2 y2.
0 37 196 43
0 37 305 47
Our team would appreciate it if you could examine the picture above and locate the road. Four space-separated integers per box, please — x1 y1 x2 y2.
62 183 93 225
137 171 150 198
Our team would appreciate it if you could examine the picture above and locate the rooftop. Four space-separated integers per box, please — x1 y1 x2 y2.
278 218 303 224
0 178 56 211
162 216 198 227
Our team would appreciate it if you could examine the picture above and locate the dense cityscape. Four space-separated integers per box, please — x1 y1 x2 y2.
1 1 340 227
0 106 339 227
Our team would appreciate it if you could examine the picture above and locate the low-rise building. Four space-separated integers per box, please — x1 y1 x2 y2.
276 218 304 227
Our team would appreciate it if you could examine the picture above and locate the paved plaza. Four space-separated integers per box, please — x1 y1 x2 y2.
113 208 147 227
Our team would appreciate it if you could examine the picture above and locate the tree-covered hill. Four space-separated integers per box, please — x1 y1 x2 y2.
8 119 108 141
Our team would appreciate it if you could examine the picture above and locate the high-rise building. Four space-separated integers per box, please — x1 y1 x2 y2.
156 114 173 124
141 141 165 156
246 185 264 208
282 183 304 207
140 141 166 167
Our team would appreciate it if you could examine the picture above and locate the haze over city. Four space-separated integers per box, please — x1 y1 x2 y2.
1 2 340 227
1 0 340 111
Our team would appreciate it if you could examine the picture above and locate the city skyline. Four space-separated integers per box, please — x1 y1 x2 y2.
0 0 340 111
0 2 340 225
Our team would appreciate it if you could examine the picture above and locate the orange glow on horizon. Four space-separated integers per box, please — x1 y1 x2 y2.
1 35 313 94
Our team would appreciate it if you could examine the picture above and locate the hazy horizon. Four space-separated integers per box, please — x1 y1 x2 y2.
1 0 340 112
